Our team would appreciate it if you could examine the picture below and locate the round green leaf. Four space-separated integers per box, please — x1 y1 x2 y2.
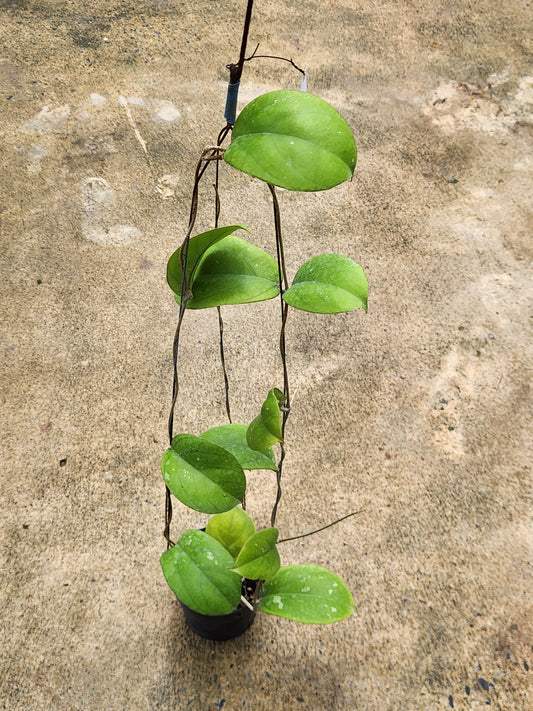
200 423 277 471
206 508 256 559
167 225 248 298
183 235 280 309
283 254 368 314
160 530 242 615
258 565 355 623
224 91 357 192
231 528 280 580
246 388 285 451
162 434 245 514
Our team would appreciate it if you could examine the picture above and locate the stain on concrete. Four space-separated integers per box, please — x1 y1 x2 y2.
81 176 141 245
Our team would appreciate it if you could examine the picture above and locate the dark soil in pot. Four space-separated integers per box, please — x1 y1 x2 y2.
180 579 257 641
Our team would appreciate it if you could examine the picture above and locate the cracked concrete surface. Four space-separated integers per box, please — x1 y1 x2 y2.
1 1 532 709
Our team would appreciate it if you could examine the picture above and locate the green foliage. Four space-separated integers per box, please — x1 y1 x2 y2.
231 527 280 580
160 530 242 615
283 254 368 314
224 91 357 191
167 225 247 295
246 388 285 451
162 84 361 627
258 565 355 623
200 423 277 471
206 507 256 558
161 434 245 514
167 229 279 309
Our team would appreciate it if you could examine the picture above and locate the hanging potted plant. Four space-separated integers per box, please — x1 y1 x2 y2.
160 1 368 641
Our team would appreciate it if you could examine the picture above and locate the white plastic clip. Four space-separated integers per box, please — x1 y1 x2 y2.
240 595 254 611
300 68 308 93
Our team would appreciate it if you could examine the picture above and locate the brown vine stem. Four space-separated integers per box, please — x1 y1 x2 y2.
168 148 225 441
214 149 232 425
268 183 291 528
278 510 365 544
226 0 255 84
165 0 256 546
164 147 225 549
245 43 306 76
213 0 256 430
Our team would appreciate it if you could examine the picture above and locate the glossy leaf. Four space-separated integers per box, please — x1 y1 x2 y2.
246 388 285 451
206 508 256 559
283 254 368 314
224 90 357 192
162 434 245 514
167 225 248 297
175 234 280 309
160 529 242 615
200 423 277 471
258 565 355 623
231 528 280 580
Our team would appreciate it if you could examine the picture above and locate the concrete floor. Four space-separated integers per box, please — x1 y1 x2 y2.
1 1 532 709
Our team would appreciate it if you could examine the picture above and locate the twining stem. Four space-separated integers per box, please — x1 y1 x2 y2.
270 442 285 528
164 272 189 548
165 0 255 547
268 184 291 528
278 510 365 543
245 43 306 76
227 0 255 84
214 148 232 425
167 147 225 447
163 489 174 548
268 183 290 395
217 307 232 424
164 147 225 549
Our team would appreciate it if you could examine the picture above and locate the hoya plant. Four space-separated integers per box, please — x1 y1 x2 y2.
160 4 367 632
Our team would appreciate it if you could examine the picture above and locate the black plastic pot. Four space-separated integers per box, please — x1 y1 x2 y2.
179 580 257 641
